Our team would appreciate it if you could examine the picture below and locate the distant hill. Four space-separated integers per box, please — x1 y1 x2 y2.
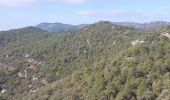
0 26 46 35
36 22 77 32
113 21 170 30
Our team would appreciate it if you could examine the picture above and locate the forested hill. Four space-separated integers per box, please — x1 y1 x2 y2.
0 26 48 47
0 21 170 100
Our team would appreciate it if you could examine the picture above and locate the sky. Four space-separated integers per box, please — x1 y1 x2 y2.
0 0 170 30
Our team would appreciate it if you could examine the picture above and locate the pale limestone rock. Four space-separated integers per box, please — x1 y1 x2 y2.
1 89 7 94
32 76 38 81
131 39 145 46
161 32 170 38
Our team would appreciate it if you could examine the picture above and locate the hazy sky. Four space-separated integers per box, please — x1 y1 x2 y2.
0 0 170 30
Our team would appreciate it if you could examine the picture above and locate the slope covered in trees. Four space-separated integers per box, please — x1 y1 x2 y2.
0 21 170 100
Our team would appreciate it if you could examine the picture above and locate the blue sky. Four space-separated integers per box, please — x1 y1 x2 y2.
0 0 170 30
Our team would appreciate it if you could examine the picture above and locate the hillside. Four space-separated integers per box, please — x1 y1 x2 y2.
0 26 49 47
0 21 170 100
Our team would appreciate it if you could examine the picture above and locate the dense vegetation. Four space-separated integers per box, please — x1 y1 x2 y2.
0 21 170 100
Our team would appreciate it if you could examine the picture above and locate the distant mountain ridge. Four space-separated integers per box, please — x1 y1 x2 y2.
113 21 170 30
36 22 77 32
35 21 170 32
